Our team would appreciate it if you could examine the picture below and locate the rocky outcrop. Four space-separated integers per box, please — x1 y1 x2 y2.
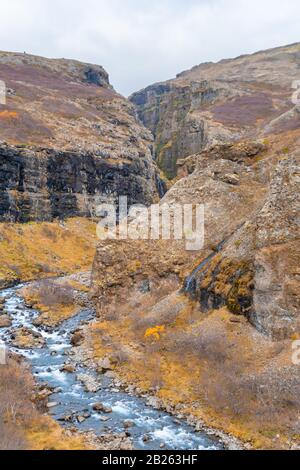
10 327 45 349
91 139 271 315
184 151 300 340
0 142 158 222
0 52 161 221
130 42 300 178
92 137 299 340
130 80 222 178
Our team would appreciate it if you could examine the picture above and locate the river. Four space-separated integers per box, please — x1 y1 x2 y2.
0 284 224 451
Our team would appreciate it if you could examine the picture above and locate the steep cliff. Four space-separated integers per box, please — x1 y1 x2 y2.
92 137 300 340
130 42 300 178
0 143 157 222
182 146 300 340
0 52 160 221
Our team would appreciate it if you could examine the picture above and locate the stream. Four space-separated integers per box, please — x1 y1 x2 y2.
0 284 224 451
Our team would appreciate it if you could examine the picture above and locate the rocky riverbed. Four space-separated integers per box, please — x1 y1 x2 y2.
0 281 227 451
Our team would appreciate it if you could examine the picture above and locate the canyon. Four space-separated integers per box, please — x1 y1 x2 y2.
0 43 299 450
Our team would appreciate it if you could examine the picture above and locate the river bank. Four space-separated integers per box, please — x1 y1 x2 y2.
0 278 228 451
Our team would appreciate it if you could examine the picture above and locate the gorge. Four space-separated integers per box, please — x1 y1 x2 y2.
0 43 299 450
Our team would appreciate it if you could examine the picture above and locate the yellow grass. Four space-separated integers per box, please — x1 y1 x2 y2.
0 217 97 286
87 296 298 450
25 417 88 450
21 285 78 327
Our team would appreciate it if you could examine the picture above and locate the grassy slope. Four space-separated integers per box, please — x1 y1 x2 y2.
0 217 97 449
87 291 298 450
0 217 97 287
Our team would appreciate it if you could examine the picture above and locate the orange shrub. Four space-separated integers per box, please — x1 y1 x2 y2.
144 325 165 341
0 110 18 119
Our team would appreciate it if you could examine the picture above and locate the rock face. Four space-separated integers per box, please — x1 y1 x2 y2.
123 43 300 339
130 42 300 178
0 51 161 221
0 143 158 221
176 142 300 339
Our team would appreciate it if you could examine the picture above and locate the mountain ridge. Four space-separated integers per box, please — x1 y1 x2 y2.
130 42 300 178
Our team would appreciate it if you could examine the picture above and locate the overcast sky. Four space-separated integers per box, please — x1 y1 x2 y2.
0 0 299 96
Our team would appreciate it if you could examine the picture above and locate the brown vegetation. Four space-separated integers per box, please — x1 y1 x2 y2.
0 355 87 449
87 272 300 449
20 275 90 327
0 217 97 288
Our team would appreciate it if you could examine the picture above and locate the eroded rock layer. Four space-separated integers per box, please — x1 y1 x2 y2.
0 52 160 221
0 143 158 221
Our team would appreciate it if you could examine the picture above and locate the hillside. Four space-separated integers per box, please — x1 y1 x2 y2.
0 52 161 222
130 42 300 178
88 44 300 449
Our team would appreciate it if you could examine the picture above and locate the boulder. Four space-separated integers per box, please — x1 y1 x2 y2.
97 356 116 373
71 330 84 346
77 415 86 423
35 389 53 401
58 415 73 423
99 416 111 422
60 364 76 373
0 314 12 328
123 420 135 429
92 402 112 414
77 374 101 393
47 402 58 409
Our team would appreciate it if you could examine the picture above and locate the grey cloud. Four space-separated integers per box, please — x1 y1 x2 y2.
0 0 299 95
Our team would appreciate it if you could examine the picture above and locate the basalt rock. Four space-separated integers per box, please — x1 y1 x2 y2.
0 143 158 222
0 52 162 222
71 330 84 347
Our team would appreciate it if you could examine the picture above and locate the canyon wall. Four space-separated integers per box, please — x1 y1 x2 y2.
130 43 300 178
93 43 300 341
0 52 160 221
0 143 158 222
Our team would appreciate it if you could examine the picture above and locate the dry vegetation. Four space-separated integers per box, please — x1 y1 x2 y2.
21 280 77 327
0 217 96 448
0 355 87 450
0 217 97 287
0 356 31 449
20 273 91 327
211 92 284 127
87 282 300 450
